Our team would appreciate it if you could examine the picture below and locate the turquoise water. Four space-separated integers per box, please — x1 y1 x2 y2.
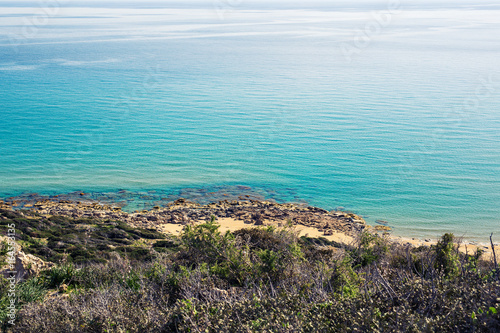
1 1 499 241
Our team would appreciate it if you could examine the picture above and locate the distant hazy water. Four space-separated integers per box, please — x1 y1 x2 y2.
0 1 499 241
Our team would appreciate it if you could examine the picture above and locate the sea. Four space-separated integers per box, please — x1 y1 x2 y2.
0 0 499 241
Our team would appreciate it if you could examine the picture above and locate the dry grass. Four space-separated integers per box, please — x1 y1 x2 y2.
1 214 499 332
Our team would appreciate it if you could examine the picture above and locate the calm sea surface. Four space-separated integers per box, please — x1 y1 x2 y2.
1 1 499 241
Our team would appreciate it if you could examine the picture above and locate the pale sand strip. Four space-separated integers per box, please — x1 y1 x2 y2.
390 235 496 260
160 218 495 260
160 217 354 244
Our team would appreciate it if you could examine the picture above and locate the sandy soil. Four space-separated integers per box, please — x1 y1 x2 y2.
160 218 496 260
161 217 352 245
389 235 497 260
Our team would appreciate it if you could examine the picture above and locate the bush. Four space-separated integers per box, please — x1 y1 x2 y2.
1 208 498 332
434 233 460 277
349 231 388 268
176 216 252 285
43 263 82 289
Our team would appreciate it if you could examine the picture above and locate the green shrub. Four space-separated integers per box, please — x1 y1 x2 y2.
18 277 47 305
178 216 251 285
330 256 362 298
349 231 388 268
43 263 81 288
434 233 460 277
0 241 8 266
153 239 178 249
257 249 279 274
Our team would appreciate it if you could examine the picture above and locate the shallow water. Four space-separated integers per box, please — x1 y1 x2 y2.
0 1 499 241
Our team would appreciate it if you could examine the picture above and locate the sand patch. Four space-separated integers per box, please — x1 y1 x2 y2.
390 235 496 260
160 218 497 261
160 217 354 244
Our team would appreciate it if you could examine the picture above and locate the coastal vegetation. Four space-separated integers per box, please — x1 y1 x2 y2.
1 208 499 332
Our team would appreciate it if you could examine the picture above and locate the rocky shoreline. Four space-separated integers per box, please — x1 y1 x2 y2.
0 197 376 238
3 195 497 258
1 195 497 281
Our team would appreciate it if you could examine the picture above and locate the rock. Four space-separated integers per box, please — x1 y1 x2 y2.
59 284 68 293
254 218 264 226
10 251 53 280
252 212 264 225
374 225 391 231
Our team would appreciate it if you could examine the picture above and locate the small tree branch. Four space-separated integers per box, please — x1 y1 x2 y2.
490 233 498 279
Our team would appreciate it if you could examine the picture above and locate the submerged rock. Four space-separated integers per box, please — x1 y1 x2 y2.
374 225 391 231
